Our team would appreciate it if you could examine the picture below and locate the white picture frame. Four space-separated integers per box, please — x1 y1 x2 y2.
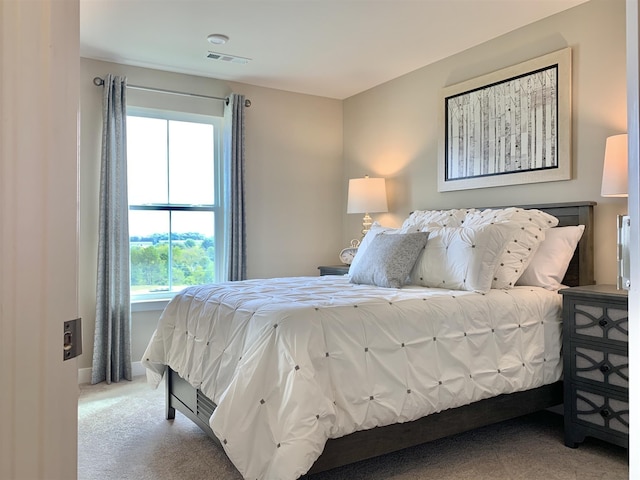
438 48 572 192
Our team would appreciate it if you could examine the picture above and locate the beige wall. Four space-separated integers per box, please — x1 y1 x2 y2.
79 58 343 370
343 0 627 285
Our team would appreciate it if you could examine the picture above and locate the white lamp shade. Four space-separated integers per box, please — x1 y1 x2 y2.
601 133 628 197
347 177 388 214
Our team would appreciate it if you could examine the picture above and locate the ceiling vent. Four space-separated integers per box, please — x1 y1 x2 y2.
206 51 251 64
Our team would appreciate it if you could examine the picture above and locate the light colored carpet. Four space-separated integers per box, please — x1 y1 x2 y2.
78 376 628 480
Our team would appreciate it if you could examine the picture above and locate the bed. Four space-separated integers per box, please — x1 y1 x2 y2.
142 201 595 480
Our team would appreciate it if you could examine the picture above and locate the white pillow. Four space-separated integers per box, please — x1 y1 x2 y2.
464 207 559 229
464 208 559 289
349 232 429 288
348 222 404 275
516 225 585 290
409 223 516 293
401 208 475 231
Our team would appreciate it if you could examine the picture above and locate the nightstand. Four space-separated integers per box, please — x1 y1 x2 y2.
559 284 628 449
318 265 350 276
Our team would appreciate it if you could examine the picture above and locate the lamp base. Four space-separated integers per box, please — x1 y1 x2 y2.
617 214 630 290
361 213 373 237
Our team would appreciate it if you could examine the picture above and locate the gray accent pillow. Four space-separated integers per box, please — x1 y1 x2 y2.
349 231 429 288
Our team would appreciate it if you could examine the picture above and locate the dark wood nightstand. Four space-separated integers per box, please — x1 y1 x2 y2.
559 284 628 449
318 265 350 276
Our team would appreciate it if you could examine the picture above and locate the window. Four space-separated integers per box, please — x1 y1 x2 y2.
127 109 223 301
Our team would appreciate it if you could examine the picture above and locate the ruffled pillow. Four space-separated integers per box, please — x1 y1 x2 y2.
463 208 559 289
409 223 516 293
401 208 475 231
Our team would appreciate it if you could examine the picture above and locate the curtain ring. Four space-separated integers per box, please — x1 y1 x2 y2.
226 97 252 108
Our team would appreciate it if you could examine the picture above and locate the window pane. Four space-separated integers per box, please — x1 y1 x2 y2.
127 111 221 300
129 210 170 295
170 211 216 290
168 120 215 205
127 116 168 204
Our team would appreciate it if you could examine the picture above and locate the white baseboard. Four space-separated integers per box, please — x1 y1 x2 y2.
78 361 146 384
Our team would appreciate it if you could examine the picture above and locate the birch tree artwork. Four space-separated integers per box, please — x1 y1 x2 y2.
445 65 558 181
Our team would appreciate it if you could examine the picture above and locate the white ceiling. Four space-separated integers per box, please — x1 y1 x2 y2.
80 0 588 100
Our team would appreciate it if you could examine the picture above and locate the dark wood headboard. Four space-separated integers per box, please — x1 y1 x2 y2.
493 201 596 287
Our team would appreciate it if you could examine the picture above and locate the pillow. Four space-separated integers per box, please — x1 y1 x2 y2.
516 225 585 290
409 223 516 293
464 207 559 229
464 208 559 289
348 222 404 274
401 208 475 231
349 231 429 288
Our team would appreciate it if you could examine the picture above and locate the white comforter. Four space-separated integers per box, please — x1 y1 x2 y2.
142 276 562 480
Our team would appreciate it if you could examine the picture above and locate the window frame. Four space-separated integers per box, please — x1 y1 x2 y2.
126 106 224 302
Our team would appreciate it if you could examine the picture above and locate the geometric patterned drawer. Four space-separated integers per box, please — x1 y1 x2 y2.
573 303 628 343
574 388 629 436
560 285 628 449
573 345 628 390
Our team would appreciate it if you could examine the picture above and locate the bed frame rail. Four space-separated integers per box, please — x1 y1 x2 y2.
166 367 220 444
166 365 561 475
307 381 562 474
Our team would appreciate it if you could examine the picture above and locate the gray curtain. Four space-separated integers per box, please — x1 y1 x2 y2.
223 94 247 281
92 74 132 384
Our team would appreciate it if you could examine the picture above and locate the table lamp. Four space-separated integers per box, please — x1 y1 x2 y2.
601 133 629 289
347 175 388 237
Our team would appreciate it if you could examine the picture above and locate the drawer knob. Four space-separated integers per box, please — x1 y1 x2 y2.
600 364 611 373
598 319 608 328
600 408 611 418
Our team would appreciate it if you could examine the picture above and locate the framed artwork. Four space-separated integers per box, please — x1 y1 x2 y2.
438 48 572 192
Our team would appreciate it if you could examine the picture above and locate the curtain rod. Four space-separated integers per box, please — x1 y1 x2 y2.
92 77 251 107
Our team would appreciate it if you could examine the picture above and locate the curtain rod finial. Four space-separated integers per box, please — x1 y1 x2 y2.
93 77 105 86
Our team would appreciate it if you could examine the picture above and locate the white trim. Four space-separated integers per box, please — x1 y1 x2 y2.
78 361 146 385
626 0 639 476
131 299 170 313
127 108 225 296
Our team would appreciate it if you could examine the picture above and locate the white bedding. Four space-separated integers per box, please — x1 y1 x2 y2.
142 275 563 480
